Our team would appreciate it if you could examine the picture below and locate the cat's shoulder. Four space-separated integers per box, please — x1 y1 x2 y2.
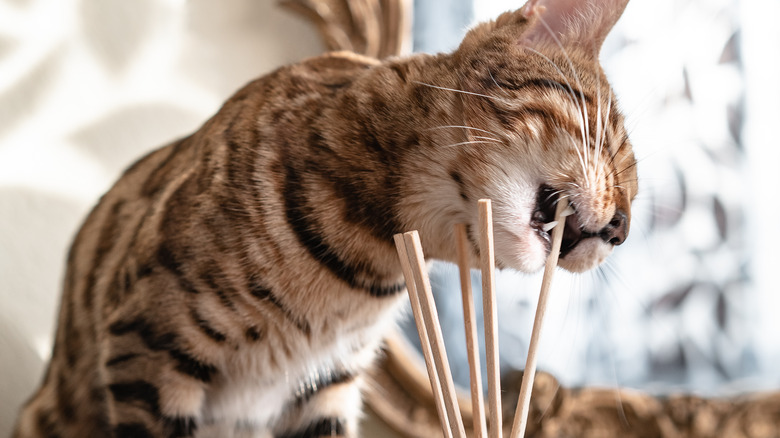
282 50 383 90
216 51 380 113
301 50 382 72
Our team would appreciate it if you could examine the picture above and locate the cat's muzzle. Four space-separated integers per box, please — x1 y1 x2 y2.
531 185 628 259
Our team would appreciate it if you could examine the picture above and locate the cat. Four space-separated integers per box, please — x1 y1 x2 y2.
13 0 636 436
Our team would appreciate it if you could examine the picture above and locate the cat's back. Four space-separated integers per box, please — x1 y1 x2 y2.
51 48 388 358
220 50 381 118
66 50 383 296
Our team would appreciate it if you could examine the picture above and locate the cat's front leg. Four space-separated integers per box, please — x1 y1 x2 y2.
101 329 210 438
273 377 362 438
102 375 204 438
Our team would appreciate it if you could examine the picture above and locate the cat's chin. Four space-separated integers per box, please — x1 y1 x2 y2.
558 238 613 273
493 228 551 273
493 228 614 274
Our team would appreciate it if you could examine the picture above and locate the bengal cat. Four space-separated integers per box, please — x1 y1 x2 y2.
13 0 637 436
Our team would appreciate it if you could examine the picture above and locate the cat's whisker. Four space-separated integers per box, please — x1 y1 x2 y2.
597 88 615 186
596 86 613 184
610 178 639 186
426 125 502 138
530 15 593 187
555 193 573 204
605 132 630 169
595 60 614 173
611 159 640 179
523 48 583 115
544 189 567 205
581 103 591 188
600 107 613 182
442 140 501 149
412 81 509 104
488 69 511 98
522 48 589 181
524 49 591 176
555 172 583 188
595 87 602 177
471 136 503 142
568 137 590 188
537 380 563 421
573 103 591 186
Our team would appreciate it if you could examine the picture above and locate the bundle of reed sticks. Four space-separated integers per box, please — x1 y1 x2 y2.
393 198 571 438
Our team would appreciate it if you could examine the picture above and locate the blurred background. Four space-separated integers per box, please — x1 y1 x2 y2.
413 0 780 399
0 0 778 436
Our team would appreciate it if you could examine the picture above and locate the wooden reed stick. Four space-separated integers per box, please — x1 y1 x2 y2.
393 234 453 438
509 200 571 438
454 224 488 438
478 199 503 438
396 231 467 438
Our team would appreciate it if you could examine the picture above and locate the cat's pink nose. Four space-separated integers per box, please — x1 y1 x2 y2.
599 210 627 246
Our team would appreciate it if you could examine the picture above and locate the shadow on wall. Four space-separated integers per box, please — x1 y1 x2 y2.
0 187 87 434
77 0 323 93
0 317 45 435
69 103 203 176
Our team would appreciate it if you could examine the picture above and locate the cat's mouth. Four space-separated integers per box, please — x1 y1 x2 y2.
531 185 598 258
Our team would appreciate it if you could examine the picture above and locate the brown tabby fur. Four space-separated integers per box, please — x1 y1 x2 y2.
14 1 636 437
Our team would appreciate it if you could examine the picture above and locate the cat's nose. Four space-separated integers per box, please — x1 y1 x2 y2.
599 210 628 246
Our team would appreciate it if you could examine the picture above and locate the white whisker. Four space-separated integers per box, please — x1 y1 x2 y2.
553 193 573 206
597 87 614 185
524 48 584 117
529 16 592 187
412 81 508 103
581 94 590 187
471 136 502 142
601 99 613 162
545 189 567 203
595 86 603 182
427 125 501 138
568 137 590 190
442 140 499 148
488 69 511 98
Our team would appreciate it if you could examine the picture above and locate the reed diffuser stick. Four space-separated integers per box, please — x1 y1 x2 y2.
509 200 572 438
454 223 488 438
393 234 453 438
478 199 502 438
395 231 467 438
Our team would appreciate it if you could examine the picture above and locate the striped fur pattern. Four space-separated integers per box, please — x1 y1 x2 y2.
13 1 636 437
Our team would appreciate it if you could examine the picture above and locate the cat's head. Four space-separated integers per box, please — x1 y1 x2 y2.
448 0 637 273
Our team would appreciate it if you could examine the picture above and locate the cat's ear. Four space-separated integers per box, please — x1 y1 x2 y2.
518 0 629 56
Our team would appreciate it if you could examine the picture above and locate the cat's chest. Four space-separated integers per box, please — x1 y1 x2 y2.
199 293 406 427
